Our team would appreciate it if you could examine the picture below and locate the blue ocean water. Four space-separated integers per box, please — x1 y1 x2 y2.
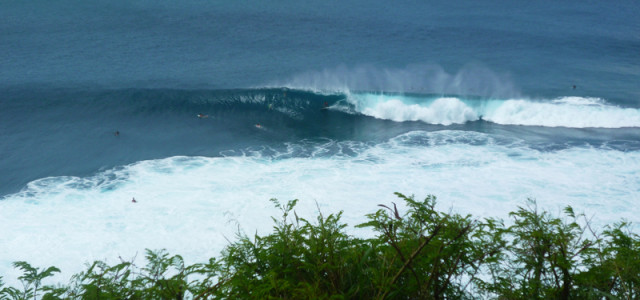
1 0 639 284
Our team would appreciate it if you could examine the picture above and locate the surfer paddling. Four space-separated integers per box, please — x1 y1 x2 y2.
197 113 209 118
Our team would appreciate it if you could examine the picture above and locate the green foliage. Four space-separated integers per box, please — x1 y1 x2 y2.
357 193 505 299
482 199 596 299
66 259 140 299
574 221 640 299
1 193 639 299
59 249 218 299
210 198 368 298
0 261 60 300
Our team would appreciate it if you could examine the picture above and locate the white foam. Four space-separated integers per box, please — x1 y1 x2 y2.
484 97 640 128
551 96 607 106
348 93 640 128
358 95 478 125
1 131 639 286
348 93 480 125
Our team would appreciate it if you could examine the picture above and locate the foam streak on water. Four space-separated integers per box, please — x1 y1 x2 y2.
0 130 638 285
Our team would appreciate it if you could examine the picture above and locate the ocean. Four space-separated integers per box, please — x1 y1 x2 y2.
1 0 639 285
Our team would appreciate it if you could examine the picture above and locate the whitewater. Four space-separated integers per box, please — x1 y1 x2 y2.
2 0 639 290
351 93 640 128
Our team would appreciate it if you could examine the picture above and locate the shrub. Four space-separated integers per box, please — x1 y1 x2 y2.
1 194 638 299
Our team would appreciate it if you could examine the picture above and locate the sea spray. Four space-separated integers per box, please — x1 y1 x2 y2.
276 64 521 98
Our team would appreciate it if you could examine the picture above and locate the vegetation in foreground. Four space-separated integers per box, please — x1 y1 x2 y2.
1 193 639 299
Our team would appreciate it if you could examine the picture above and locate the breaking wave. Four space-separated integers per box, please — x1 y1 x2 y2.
348 93 640 128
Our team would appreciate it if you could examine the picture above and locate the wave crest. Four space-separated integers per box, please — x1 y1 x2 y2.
347 93 640 128
358 95 478 125
485 97 640 128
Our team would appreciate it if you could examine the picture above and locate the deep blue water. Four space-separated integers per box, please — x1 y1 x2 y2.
1 0 639 195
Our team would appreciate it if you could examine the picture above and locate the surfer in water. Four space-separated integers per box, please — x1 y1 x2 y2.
197 113 209 118
255 123 262 128
114 130 119 136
